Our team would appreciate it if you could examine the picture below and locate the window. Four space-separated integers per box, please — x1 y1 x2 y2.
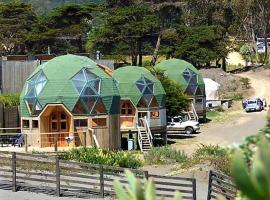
121 101 134 115
22 120 30 128
92 118 107 128
72 68 107 115
74 119 88 127
195 98 203 103
150 111 159 118
24 70 47 115
135 75 154 94
32 120 39 128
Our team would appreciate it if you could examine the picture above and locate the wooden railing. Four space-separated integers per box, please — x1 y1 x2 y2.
191 103 199 122
0 151 197 199
136 123 143 152
207 170 236 200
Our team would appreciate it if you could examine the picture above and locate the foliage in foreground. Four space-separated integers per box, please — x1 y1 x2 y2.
232 137 270 200
114 170 182 200
144 146 188 165
0 94 20 107
59 147 142 169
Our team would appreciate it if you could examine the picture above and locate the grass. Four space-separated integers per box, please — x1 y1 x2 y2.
144 146 188 165
59 147 143 169
175 144 231 175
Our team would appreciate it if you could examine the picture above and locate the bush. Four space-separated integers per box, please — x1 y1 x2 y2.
144 146 188 165
194 144 227 157
59 148 142 169
181 144 231 175
0 94 20 107
239 77 251 89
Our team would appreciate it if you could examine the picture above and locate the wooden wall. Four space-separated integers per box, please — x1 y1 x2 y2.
109 114 121 149
2 60 39 93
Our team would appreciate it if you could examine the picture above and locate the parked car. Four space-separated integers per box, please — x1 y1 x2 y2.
167 116 200 134
243 98 263 112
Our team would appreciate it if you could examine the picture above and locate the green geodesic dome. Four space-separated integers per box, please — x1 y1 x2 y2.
155 59 205 97
20 54 120 117
112 66 166 108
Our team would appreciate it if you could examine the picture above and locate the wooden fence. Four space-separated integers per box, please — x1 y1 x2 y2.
1 60 39 94
0 151 197 199
207 170 237 200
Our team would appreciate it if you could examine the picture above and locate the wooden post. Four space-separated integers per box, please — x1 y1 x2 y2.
55 157 60 197
207 171 212 200
192 178 196 200
163 131 167 146
54 133 58 152
83 131 86 147
99 164 104 197
12 152 16 192
144 171 149 180
24 134 28 152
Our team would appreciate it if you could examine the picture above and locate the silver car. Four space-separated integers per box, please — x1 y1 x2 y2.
244 98 263 112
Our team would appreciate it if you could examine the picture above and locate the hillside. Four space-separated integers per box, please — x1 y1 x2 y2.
0 0 104 15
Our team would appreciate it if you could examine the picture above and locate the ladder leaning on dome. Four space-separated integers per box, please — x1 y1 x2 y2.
137 116 153 153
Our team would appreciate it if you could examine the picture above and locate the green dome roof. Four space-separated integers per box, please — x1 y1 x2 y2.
112 66 166 108
155 59 205 96
20 54 120 117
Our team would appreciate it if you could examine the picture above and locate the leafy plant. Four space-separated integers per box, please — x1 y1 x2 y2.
144 146 188 165
0 94 20 107
232 136 270 200
59 147 142 168
114 170 182 200
194 144 227 157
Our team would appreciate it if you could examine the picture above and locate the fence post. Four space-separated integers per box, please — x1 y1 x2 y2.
207 170 212 200
144 171 149 180
12 152 16 192
24 134 28 152
55 157 60 197
192 178 196 200
83 131 86 147
54 133 58 152
99 164 104 197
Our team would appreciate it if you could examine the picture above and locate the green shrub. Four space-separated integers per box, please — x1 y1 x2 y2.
0 94 20 107
239 77 251 89
59 147 142 168
194 144 227 157
144 146 188 165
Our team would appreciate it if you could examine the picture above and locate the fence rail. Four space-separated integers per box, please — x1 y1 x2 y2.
0 151 197 199
207 170 236 200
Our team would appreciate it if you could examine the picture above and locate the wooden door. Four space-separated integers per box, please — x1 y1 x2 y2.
49 111 69 147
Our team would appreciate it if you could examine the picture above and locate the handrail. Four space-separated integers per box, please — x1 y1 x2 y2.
136 123 143 152
191 103 199 121
93 134 100 148
143 116 153 147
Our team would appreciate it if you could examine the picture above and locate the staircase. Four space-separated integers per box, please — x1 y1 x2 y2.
188 103 199 122
137 117 153 153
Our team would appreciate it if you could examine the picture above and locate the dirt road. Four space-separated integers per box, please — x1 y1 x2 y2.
171 69 270 155
145 69 270 200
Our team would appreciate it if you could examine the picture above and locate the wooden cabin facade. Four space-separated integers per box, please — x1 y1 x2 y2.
155 59 206 120
20 55 121 149
112 66 167 134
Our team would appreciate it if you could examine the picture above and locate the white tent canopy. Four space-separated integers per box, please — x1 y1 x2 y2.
204 78 220 100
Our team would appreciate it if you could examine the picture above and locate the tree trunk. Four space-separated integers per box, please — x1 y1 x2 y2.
132 53 137 66
221 57 226 72
151 32 162 66
138 39 143 66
